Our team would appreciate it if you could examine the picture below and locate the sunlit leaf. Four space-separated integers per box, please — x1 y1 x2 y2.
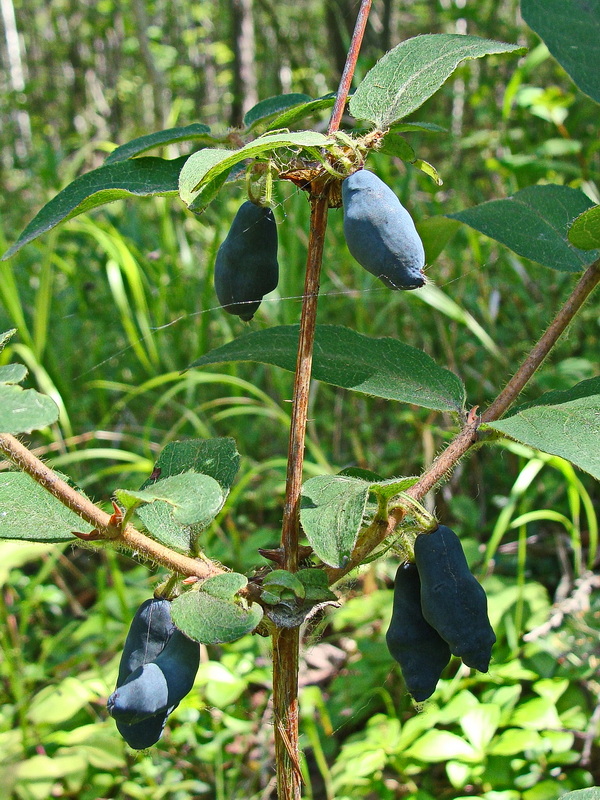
350 34 523 129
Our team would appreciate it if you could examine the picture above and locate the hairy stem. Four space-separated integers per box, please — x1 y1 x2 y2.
327 0 372 135
0 432 223 580
273 4 373 797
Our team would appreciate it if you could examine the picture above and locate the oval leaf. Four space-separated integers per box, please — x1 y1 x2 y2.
485 377 600 480
349 34 524 129
300 475 371 567
448 184 600 271
569 205 600 250
0 364 28 384
115 471 223 526
2 156 188 260
190 324 465 413
178 131 329 210
264 93 337 131
201 572 248 600
0 384 59 434
139 438 240 495
0 472 92 542
171 589 263 644
404 729 479 762
243 93 312 129
521 0 600 103
105 123 214 164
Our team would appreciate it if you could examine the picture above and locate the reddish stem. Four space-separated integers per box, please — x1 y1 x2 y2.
273 4 373 798
328 0 373 135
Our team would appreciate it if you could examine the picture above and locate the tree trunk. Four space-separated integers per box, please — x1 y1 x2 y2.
229 0 257 127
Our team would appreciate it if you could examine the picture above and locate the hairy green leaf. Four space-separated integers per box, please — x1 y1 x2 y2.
105 124 214 164
139 438 240 494
115 471 223 526
485 378 600 480
171 586 263 644
349 34 523 129
178 131 329 211
521 0 600 103
0 384 59 434
134 439 238 554
0 472 92 542
264 93 336 131
569 205 600 250
243 93 312 129
300 475 371 567
448 185 600 271
2 157 188 260
190 324 465 412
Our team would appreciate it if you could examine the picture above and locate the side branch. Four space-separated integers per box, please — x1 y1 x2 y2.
481 259 600 423
327 257 600 586
0 432 223 580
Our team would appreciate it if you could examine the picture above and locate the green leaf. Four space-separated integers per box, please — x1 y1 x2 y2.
390 121 447 134
412 158 442 185
509 697 562 730
133 438 239 554
377 134 416 161
0 472 92 542
243 93 312 129
568 205 600 250
484 377 600 480
261 570 306 599
264 93 336 131
177 147 233 210
371 476 419 502
448 184 600 271
105 123 214 164
201 572 248 600
178 131 329 211
296 568 338 602
115 471 223 526
489 728 544 756
460 704 501 752
0 329 16 350
139 438 240 494
27 675 101 725
337 467 384 482
2 156 188 260
171 585 263 644
0 384 59 434
300 475 371 567
560 790 600 800
404 729 479 762
349 34 524 129
190 324 466 413
0 364 27 384
416 216 461 264
521 0 600 103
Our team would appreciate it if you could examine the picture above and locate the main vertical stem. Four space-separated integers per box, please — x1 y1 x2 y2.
273 192 328 800
272 4 372 796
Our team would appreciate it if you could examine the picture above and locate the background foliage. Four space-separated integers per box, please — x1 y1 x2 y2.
0 0 599 797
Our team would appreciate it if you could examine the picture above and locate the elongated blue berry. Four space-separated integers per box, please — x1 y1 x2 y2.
386 563 451 701
342 170 425 289
214 200 279 320
414 525 495 672
107 599 200 749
